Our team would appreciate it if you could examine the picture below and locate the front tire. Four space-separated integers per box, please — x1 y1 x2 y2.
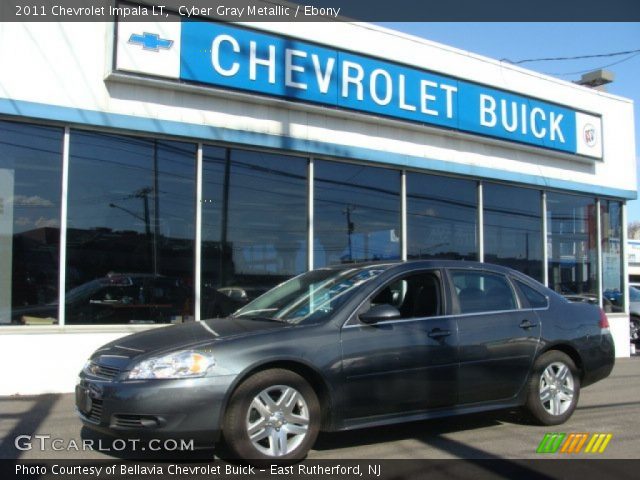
222 369 320 462
524 350 580 425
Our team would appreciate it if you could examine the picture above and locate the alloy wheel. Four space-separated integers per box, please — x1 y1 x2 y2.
539 361 575 416
245 385 310 457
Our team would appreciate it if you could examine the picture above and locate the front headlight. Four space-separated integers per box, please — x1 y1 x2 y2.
126 350 215 380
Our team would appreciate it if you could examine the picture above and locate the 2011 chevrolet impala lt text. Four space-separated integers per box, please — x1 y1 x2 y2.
76 261 615 461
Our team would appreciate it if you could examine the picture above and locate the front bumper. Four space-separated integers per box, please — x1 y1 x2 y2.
75 373 236 447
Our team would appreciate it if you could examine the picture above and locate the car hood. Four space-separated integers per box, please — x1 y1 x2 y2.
90 317 289 369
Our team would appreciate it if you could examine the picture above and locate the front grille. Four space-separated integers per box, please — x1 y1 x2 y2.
87 398 103 423
87 362 121 380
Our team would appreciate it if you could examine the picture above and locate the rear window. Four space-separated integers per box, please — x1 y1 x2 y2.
451 270 517 314
515 280 548 309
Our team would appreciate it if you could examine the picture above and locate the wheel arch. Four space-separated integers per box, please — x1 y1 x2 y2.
220 359 335 431
537 343 585 381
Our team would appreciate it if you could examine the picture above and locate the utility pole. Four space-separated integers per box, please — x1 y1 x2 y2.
219 149 231 286
151 143 160 276
343 205 355 262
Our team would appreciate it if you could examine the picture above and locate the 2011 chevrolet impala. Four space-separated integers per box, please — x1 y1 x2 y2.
76 261 615 461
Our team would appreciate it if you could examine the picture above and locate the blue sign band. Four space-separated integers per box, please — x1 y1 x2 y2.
180 21 583 155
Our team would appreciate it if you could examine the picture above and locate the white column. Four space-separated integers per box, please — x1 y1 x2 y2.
622 202 629 314
57 127 70 326
307 158 314 271
596 198 603 309
401 170 407 261
477 181 484 262
194 143 203 322
541 191 549 287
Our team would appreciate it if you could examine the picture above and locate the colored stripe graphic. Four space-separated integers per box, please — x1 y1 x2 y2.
536 433 566 453
584 433 613 453
538 433 613 454
560 433 589 453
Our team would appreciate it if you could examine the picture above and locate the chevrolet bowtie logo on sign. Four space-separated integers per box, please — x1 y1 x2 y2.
128 32 173 51
536 432 613 454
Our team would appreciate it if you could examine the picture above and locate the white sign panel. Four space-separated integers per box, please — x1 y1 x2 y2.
116 18 182 79
575 112 603 159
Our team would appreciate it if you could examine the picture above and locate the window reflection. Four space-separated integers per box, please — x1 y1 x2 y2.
483 183 542 282
601 200 624 312
314 160 400 267
0 120 63 325
406 173 477 260
65 131 196 324
201 147 308 318
547 192 597 301
1 122 623 326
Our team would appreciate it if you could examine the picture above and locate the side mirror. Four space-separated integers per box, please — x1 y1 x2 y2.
359 304 401 324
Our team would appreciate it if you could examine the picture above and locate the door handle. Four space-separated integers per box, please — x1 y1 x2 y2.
428 328 451 339
519 319 538 329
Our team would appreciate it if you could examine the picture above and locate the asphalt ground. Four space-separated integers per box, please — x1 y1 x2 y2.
1 357 638 461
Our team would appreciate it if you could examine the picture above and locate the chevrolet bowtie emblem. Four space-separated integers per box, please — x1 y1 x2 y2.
128 32 173 51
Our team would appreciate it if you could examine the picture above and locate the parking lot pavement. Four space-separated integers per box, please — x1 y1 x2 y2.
1 358 638 460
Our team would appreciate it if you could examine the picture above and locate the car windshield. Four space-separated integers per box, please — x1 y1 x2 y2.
232 265 388 324
630 286 640 302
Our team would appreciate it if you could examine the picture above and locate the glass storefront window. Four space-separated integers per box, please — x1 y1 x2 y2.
601 200 624 313
483 183 543 282
2 121 628 326
547 192 597 301
0 120 63 325
406 173 477 260
65 131 196 324
314 160 401 267
201 147 308 318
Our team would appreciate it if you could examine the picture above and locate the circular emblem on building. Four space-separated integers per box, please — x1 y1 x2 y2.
583 123 597 148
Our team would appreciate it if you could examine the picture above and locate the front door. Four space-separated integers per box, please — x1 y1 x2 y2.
340 270 458 420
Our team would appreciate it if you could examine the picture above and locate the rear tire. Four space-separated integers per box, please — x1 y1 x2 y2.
222 369 320 462
524 350 580 425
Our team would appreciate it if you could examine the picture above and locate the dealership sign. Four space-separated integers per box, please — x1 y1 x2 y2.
115 20 603 159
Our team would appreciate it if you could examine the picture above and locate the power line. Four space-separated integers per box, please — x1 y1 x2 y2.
502 48 640 65
543 52 640 76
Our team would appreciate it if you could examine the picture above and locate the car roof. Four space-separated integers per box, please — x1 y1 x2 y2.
322 259 522 276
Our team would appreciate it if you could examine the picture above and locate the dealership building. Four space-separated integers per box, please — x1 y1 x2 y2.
0 11 636 395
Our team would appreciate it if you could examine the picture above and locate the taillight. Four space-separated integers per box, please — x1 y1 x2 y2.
599 308 610 330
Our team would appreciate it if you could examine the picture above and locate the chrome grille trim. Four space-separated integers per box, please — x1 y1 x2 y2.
87 362 121 380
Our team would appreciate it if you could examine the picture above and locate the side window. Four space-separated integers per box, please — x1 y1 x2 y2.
451 270 516 314
515 280 548 309
370 272 442 319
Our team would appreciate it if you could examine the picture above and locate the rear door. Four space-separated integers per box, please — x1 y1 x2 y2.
450 269 541 404
340 269 459 419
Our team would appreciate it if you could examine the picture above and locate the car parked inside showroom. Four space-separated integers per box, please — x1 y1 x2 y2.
13 273 191 325
76 261 615 461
